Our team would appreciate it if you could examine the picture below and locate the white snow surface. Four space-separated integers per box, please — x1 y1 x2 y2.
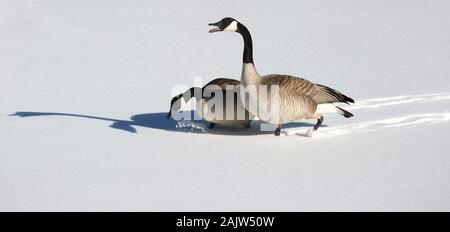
1 0 450 211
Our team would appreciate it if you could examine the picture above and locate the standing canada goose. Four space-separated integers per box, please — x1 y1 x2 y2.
208 17 354 136
167 78 254 129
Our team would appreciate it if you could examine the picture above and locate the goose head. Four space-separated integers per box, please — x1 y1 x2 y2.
166 94 187 119
208 17 239 33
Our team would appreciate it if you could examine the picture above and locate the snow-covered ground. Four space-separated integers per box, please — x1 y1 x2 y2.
1 0 449 211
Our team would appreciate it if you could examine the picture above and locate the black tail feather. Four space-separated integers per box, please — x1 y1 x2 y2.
336 106 354 118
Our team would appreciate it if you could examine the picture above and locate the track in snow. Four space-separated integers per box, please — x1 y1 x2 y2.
11 92 450 137
284 92 450 137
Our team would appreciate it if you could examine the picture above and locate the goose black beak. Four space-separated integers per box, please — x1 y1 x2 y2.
208 22 222 33
166 112 172 119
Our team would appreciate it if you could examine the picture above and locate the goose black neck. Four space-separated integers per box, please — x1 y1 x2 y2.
237 23 254 64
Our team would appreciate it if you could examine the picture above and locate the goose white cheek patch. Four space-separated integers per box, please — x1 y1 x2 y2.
224 21 238 32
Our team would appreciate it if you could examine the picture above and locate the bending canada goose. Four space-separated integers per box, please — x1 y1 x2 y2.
209 17 354 136
167 78 254 129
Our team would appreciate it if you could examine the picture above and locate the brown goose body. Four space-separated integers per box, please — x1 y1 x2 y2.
242 60 354 126
203 78 240 90
168 78 254 128
260 74 354 105
208 17 354 135
246 71 354 124
200 78 254 127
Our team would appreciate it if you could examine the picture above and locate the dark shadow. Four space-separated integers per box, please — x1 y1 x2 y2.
10 111 326 136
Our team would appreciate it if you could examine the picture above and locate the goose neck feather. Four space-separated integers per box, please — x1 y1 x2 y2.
241 63 261 86
237 23 254 64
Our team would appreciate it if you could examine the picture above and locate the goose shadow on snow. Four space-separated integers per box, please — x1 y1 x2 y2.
10 111 325 136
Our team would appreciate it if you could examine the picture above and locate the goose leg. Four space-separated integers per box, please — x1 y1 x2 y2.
274 124 281 136
207 122 215 129
306 115 324 137
314 115 324 131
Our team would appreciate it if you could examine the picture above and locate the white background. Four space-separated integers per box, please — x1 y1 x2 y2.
1 0 449 211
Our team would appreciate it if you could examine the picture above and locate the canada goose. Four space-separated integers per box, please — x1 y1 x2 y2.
209 17 354 136
167 78 254 129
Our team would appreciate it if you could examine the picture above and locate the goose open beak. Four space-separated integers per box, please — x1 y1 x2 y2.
208 22 221 33
208 27 221 33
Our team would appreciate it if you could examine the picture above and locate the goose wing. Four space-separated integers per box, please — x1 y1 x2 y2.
261 74 354 104
314 84 354 104
203 78 240 90
202 78 240 102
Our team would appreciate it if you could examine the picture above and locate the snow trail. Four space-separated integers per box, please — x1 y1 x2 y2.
284 112 450 138
344 92 450 111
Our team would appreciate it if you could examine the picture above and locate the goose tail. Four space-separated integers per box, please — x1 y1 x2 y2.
336 106 354 118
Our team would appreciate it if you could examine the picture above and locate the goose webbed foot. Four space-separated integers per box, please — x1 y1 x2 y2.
274 124 281 136
207 123 215 129
306 128 314 137
243 121 251 128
